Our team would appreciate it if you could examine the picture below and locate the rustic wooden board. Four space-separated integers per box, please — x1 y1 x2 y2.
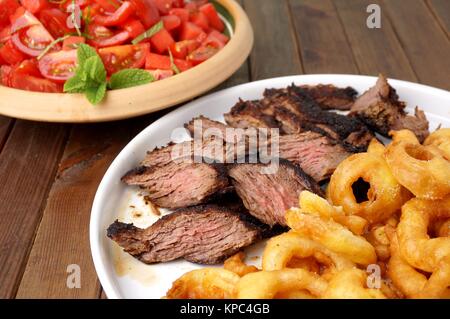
383 0 450 90
0 121 68 298
244 0 302 79
0 117 13 152
289 0 358 74
427 0 450 38
334 0 417 81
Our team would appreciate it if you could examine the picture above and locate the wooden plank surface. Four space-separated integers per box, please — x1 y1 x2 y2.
427 0 450 38
0 121 68 298
244 0 302 79
383 0 450 90
0 117 13 152
334 0 417 80
289 0 358 74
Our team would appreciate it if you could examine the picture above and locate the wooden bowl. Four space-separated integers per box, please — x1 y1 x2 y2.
0 0 253 123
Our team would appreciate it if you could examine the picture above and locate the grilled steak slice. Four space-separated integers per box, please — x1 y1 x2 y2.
228 159 324 226
299 84 358 110
350 74 429 142
122 162 229 209
107 205 262 264
265 86 374 149
184 115 230 139
276 132 352 181
224 99 280 130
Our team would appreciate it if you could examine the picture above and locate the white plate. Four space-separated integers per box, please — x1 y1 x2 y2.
90 74 450 299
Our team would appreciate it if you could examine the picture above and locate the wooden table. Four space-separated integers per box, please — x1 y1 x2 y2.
1 0 449 299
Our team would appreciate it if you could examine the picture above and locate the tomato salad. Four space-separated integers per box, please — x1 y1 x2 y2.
0 0 229 94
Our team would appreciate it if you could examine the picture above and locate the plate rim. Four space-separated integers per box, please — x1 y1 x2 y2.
90 73 450 299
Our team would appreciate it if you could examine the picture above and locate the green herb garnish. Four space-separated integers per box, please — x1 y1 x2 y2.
37 35 70 60
64 43 154 104
168 48 180 74
131 21 164 45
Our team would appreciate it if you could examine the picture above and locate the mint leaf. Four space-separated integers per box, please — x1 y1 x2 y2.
85 82 106 105
109 69 154 90
83 55 106 84
77 43 97 66
132 21 164 45
63 74 86 93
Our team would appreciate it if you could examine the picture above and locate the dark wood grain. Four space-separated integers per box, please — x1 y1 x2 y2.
427 0 450 38
0 121 68 298
289 0 358 74
244 0 302 79
383 0 450 90
15 119 151 298
334 0 417 81
0 117 13 153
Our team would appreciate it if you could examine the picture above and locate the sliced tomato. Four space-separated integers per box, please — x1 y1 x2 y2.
87 24 130 48
169 8 188 23
0 0 20 27
147 68 173 80
161 15 181 31
145 52 191 71
172 0 184 8
129 0 160 28
189 10 209 32
150 28 175 53
39 8 73 38
11 24 55 57
0 39 27 65
153 0 173 15
123 19 145 39
0 65 13 86
10 72 63 92
20 0 49 14
169 39 199 59
199 3 224 32
10 8 40 33
93 1 134 27
98 43 149 75
187 45 218 65
38 49 78 83
203 29 228 49
15 58 41 77
0 26 12 43
62 36 85 50
179 21 203 41
94 0 122 13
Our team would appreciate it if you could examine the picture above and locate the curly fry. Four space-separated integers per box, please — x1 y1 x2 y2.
166 268 239 299
286 209 376 266
224 252 259 277
236 269 328 299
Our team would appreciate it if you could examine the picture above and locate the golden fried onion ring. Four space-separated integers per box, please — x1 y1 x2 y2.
166 268 239 299
424 128 450 160
367 138 386 157
385 130 450 199
299 191 368 235
236 268 328 299
323 268 386 299
388 234 450 298
397 196 450 273
286 209 376 266
224 252 259 277
328 152 409 224
262 232 354 276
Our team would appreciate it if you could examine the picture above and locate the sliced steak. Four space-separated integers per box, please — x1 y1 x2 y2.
107 205 262 264
184 116 230 139
298 84 358 110
224 99 280 130
276 132 352 181
350 74 429 142
122 162 229 209
228 159 324 226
